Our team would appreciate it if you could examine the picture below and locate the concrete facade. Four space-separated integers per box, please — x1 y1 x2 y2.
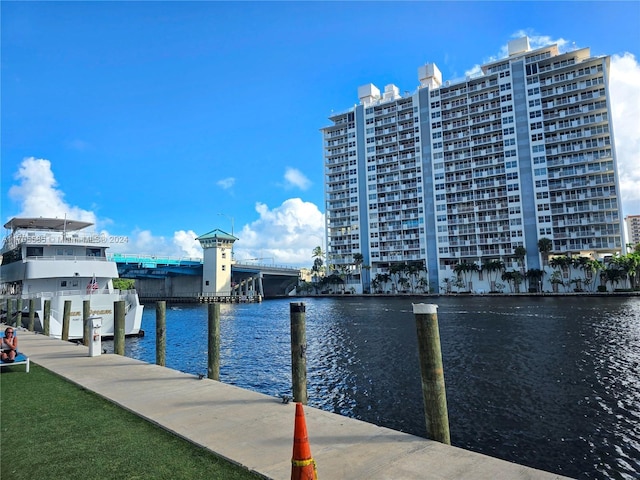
321 36 624 294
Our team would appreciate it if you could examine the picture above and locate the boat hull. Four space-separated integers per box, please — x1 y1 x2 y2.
13 292 143 340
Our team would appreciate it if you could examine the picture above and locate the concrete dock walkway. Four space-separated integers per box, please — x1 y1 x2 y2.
11 329 572 479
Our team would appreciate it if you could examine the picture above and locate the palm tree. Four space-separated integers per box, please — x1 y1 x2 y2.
398 277 411 293
609 254 640 290
441 277 454 294
453 261 478 292
389 263 405 294
601 266 624 291
537 237 553 267
311 246 324 279
404 260 426 293
482 259 505 292
372 273 391 293
525 268 545 292
549 255 572 291
514 246 527 273
501 270 524 293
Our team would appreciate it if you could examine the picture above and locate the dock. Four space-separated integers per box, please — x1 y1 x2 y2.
11 328 572 480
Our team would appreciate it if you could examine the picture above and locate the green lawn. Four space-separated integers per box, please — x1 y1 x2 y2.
1 364 264 480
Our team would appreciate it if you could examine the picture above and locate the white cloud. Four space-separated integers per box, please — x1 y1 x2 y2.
233 198 325 266
173 230 202 258
217 177 235 190
5 157 203 259
4 158 326 266
609 53 640 217
7 157 96 224
283 167 312 190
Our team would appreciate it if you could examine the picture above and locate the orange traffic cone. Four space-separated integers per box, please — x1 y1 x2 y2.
291 402 317 480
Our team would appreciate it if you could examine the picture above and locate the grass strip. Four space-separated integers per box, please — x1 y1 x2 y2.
1 364 264 480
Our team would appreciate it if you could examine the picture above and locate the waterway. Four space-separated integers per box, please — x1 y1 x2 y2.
109 296 640 479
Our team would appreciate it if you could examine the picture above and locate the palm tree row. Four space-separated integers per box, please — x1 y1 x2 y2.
371 260 428 294
442 239 640 294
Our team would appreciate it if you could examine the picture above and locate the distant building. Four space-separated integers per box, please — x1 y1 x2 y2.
626 215 640 247
321 37 624 293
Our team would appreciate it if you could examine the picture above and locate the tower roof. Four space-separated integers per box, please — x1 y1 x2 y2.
196 229 237 242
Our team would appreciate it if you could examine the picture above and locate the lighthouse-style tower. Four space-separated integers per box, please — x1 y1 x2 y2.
196 229 237 295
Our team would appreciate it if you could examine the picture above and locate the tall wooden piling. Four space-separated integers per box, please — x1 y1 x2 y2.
43 300 51 336
290 302 308 405
28 299 36 331
207 303 220 380
6 299 14 327
412 303 451 445
62 300 71 341
114 300 125 355
83 300 91 346
16 298 23 328
156 301 166 366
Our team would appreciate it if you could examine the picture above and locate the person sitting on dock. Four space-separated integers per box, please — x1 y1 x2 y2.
1 328 18 362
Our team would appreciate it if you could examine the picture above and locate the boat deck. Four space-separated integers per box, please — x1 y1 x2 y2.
7 327 572 480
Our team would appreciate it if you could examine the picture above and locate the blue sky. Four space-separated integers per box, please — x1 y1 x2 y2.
2 1 639 266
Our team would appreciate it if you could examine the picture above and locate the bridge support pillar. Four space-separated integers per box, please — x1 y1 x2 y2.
258 273 264 297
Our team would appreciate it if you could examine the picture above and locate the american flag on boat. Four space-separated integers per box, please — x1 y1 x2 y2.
87 275 98 294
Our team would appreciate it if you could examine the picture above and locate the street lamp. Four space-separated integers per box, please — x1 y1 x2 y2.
217 213 234 236
217 213 235 259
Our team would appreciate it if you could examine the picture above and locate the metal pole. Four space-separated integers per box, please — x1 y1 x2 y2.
62 300 71 341
290 302 308 405
156 301 166 366
83 300 91 346
28 298 36 332
207 303 220 380
413 303 451 445
43 300 51 336
114 300 125 355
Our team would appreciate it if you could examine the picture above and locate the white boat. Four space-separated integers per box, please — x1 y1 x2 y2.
0 217 143 339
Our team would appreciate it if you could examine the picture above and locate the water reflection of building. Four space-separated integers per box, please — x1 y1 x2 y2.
322 36 624 293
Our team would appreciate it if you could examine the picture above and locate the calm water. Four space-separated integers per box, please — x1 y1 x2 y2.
108 296 640 479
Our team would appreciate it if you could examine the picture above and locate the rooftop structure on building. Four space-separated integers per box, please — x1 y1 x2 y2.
321 36 624 294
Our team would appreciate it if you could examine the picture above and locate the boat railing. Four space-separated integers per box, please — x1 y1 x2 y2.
0 289 140 300
25 255 108 262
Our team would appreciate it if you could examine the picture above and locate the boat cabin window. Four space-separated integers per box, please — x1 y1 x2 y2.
61 281 67 287
86 248 103 257
56 247 74 256
26 247 44 257
1 247 22 265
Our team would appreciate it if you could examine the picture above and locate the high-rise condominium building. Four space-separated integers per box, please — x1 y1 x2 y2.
626 215 640 246
321 37 624 294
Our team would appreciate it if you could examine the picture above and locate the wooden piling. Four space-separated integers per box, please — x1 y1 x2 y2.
16 298 23 328
290 302 308 405
43 300 51 336
114 300 125 355
156 301 166 367
62 300 71 341
6 299 13 327
413 303 450 445
28 299 36 332
83 300 91 346
207 303 220 380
